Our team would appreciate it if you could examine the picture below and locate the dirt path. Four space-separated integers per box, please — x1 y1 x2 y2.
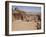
12 20 37 31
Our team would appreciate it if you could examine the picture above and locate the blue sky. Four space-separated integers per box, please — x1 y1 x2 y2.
12 6 41 13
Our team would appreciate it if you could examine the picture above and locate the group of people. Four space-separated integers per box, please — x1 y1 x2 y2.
13 13 40 22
